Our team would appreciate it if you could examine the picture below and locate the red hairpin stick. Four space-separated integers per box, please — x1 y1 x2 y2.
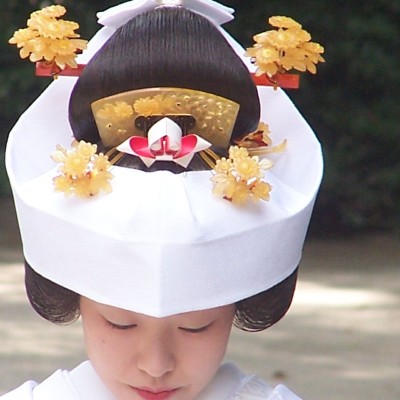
35 62 300 89
35 62 86 77
251 73 300 89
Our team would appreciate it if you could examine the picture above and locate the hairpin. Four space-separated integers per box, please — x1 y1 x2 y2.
8 5 87 77
233 122 286 155
51 141 113 198
9 6 323 89
10 6 322 204
245 16 325 89
211 146 274 204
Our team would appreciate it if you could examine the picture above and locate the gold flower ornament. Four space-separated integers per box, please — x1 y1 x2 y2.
9 5 87 70
51 141 113 198
246 16 325 78
211 146 273 204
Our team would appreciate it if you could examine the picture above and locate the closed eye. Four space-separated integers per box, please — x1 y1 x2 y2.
179 322 213 333
106 320 137 330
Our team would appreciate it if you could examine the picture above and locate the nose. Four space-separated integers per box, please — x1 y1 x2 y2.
137 330 175 378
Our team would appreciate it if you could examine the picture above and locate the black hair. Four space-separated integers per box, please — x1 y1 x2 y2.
25 261 80 324
69 7 260 161
24 261 297 331
234 268 298 331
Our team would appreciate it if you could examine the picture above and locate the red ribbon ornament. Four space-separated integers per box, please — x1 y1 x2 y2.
128 134 205 164
117 117 211 168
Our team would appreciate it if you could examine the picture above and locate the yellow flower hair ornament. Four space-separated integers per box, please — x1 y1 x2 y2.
51 141 113 198
246 16 325 88
233 122 287 156
9 5 87 77
211 146 274 205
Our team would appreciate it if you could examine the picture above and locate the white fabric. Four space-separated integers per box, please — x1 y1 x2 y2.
6 1 323 317
0 362 303 400
97 0 235 28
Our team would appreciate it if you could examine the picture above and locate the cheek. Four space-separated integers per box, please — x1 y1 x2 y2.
208 328 232 362
189 325 233 373
181 331 232 396
81 318 128 378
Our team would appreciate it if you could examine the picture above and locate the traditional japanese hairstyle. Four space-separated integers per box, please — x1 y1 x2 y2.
7 0 324 329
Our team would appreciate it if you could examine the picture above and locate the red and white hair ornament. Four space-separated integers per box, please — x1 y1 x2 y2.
117 117 211 168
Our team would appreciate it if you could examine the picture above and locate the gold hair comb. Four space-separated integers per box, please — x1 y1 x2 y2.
91 87 240 149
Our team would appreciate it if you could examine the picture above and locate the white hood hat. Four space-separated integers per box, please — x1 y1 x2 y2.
6 0 323 317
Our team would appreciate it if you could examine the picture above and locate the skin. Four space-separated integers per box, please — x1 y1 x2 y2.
80 297 236 400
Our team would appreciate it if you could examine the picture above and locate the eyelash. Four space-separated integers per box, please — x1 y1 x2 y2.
106 320 137 330
179 323 213 334
106 321 212 333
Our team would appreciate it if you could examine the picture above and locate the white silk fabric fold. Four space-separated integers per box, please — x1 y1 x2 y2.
97 0 234 29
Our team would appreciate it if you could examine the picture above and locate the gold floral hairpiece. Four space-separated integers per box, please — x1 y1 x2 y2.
234 122 286 155
9 6 323 89
245 16 325 88
208 122 286 205
211 146 273 204
91 88 240 149
51 141 113 198
50 139 276 204
9 5 87 76
52 100 281 201
9 7 303 203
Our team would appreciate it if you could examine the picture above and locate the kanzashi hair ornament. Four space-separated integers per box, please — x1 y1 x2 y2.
9 5 87 77
211 146 274 204
233 122 287 156
51 141 113 198
9 6 323 88
246 16 325 89
91 87 239 149
116 117 211 168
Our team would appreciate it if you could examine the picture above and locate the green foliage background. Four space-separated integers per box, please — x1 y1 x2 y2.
1 0 399 235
